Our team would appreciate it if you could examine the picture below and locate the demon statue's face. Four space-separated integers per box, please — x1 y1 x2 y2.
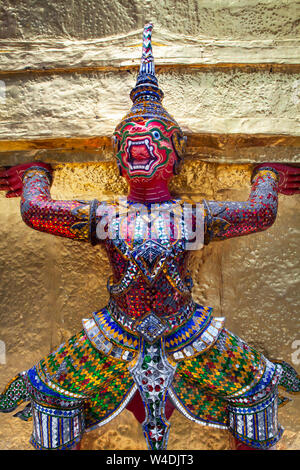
113 119 186 185
112 23 186 193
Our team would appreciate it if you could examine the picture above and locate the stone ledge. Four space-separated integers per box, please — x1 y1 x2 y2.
1 0 299 42
0 68 299 139
0 34 299 74
0 133 299 166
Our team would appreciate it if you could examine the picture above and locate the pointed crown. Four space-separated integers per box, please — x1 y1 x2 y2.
115 23 181 131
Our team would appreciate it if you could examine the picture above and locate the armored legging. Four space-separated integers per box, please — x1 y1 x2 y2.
2 325 294 450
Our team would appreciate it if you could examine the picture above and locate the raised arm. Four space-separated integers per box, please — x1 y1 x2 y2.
0 163 98 244
204 163 300 243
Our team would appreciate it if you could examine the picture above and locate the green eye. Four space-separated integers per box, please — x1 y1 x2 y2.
112 135 121 152
152 130 161 140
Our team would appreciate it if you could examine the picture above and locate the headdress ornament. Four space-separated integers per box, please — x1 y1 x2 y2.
115 23 181 131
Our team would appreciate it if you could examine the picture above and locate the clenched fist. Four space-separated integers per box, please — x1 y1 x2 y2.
253 163 300 195
0 162 52 198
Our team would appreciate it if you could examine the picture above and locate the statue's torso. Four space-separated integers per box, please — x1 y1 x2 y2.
105 238 193 319
98 199 202 321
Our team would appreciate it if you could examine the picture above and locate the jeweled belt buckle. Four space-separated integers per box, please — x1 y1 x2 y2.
135 313 167 343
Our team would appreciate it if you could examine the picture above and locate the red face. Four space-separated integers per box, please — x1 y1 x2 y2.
113 119 186 186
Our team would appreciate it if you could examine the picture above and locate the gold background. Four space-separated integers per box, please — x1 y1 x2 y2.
0 0 299 450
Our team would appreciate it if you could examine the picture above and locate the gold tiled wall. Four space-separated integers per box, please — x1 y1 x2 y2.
0 0 299 450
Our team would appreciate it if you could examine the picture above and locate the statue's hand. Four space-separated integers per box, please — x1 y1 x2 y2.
253 162 300 195
0 162 52 198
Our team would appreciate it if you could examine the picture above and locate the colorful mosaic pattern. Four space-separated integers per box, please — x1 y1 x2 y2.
112 23 186 196
82 314 138 362
37 330 135 430
23 365 85 406
114 23 181 132
204 169 279 242
164 305 211 351
1 24 298 452
83 304 224 365
1 322 299 450
107 298 197 337
20 167 280 330
93 308 139 352
129 339 176 450
176 329 264 397
173 320 224 360
30 401 85 450
21 167 97 243
227 389 283 449
170 329 287 449
170 376 228 427
277 360 300 394
0 374 29 413
99 200 199 323
227 359 282 406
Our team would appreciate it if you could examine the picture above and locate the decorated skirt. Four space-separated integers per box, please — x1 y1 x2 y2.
1 303 299 450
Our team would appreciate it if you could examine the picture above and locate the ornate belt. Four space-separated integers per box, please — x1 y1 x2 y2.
106 297 197 336
82 300 225 364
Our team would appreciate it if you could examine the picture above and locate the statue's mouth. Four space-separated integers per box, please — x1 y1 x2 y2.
127 139 158 172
